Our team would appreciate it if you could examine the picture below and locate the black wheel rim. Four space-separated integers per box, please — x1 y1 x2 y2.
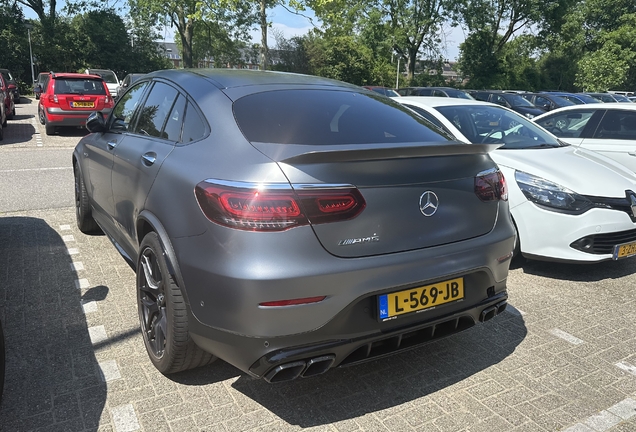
74 170 81 214
139 247 167 359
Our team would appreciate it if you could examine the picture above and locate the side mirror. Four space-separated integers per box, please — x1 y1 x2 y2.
86 112 107 133
33 85 42 94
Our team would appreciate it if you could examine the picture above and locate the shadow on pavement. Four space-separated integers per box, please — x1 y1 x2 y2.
0 217 106 431
170 308 526 427
232 312 526 427
515 256 636 282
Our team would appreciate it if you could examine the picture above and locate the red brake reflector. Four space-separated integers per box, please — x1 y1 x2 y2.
259 296 327 307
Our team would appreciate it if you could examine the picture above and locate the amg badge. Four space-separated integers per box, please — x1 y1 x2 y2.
338 235 380 246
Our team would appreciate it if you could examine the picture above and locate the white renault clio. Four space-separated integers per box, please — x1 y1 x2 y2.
394 96 636 262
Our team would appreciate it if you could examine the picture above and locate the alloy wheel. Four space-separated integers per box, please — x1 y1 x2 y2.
138 247 167 359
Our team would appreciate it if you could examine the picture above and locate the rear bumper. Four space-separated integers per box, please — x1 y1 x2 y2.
189 290 508 381
46 108 112 126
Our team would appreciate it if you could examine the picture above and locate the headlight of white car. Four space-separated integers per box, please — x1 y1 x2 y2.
515 171 593 213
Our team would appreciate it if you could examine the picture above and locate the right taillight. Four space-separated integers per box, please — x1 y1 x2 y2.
194 180 366 231
475 168 508 202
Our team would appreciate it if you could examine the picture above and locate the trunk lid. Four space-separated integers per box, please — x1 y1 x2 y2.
255 142 502 258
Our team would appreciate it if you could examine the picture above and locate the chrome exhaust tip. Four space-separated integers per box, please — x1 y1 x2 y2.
264 361 306 383
302 355 335 378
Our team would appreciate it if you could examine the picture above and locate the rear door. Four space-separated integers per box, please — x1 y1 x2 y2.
580 109 636 172
232 89 501 258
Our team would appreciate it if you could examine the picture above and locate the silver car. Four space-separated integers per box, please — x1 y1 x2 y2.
73 69 515 382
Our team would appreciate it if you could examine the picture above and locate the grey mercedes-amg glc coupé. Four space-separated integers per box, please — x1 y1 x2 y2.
73 69 515 382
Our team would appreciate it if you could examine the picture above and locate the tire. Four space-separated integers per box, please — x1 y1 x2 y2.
137 232 216 374
45 119 55 136
38 107 45 125
510 218 526 267
0 122 3 141
74 165 101 234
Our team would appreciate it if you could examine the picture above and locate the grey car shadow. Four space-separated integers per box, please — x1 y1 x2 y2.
0 217 107 430
171 310 526 427
231 312 526 427
513 256 636 282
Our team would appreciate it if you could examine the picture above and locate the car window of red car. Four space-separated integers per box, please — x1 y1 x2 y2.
54 78 106 95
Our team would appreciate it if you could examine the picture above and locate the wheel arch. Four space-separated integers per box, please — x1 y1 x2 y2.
136 211 191 307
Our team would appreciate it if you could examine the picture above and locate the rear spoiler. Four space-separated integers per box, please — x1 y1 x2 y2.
251 141 502 164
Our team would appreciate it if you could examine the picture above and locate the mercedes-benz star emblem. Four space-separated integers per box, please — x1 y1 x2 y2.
419 191 439 217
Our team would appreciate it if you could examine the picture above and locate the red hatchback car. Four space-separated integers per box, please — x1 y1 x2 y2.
38 72 114 135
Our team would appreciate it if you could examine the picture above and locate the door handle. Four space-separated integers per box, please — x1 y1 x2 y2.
142 153 157 166
107 141 117 150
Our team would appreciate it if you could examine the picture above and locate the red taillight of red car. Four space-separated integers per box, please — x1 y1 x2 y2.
474 168 508 202
195 181 366 231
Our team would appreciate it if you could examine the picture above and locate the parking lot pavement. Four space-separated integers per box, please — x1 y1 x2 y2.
3 100 636 432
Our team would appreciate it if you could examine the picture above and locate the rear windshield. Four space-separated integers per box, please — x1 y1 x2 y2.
54 78 106 95
89 70 118 84
233 89 454 145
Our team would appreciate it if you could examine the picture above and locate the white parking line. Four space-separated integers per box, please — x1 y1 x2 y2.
111 404 140 432
88 325 107 345
67 248 79 255
62 234 75 242
75 278 90 289
71 262 84 271
562 398 636 431
81 300 98 314
98 360 121 382
60 224 71 231
0 167 71 173
550 328 584 345
616 362 636 377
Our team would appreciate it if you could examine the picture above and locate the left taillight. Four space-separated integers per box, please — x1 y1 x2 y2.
194 180 366 231
474 168 508 202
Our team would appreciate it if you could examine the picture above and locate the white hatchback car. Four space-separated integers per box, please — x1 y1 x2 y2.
533 104 636 173
394 96 636 262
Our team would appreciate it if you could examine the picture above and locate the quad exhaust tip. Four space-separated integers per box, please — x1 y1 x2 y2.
264 355 336 383
480 300 508 322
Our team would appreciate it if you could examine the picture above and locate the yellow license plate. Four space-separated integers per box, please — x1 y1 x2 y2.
71 101 94 108
378 277 464 321
613 242 636 260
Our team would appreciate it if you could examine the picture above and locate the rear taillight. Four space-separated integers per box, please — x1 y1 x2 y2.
195 180 366 231
475 168 507 202
48 94 58 104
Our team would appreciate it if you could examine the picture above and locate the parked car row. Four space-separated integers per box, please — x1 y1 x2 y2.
394 96 636 263
2 69 626 386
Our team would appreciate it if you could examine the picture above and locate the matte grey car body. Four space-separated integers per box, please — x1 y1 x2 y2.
73 69 515 382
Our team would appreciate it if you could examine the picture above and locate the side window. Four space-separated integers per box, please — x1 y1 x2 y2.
433 90 447 97
535 110 595 138
162 95 186 141
595 110 636 140
110 81 149 132
403 104 448 130
493 95 508 107
181 102 207 143
133 82 178 138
